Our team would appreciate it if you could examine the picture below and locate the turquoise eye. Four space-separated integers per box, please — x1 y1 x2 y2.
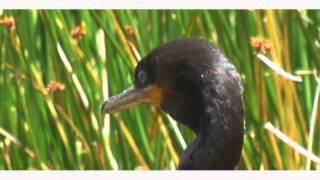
137 71 148 85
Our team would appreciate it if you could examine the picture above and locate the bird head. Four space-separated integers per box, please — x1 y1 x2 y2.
101 39 207 130
101 39 242 133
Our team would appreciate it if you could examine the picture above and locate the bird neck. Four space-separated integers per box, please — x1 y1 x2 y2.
160 61 245 169
178 95 244 170
177 61 245 169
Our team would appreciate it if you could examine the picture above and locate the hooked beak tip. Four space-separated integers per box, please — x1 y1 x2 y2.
101 100 110 115
101 101 106 115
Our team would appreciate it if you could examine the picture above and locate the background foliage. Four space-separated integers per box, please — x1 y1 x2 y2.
0 10 319 170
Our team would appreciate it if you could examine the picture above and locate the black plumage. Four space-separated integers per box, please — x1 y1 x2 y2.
102 39 245 170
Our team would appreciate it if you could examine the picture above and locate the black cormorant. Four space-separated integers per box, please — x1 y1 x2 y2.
102 39 245 170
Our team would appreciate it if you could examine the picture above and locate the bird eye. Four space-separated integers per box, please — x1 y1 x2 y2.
137 71 148 85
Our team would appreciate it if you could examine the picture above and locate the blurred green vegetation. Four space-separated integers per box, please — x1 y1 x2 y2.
0 10 319 170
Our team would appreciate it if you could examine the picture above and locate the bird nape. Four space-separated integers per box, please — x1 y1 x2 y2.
102 39 245 170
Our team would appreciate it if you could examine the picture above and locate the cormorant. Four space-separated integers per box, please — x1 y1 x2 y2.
102 39 245 170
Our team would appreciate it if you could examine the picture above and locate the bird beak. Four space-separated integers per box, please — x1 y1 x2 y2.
102 85 162 114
